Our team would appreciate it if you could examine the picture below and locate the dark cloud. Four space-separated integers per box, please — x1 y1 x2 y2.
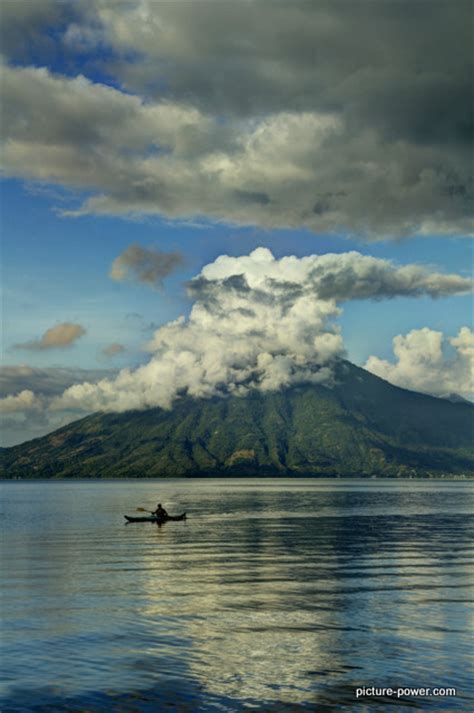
0 1 77 63
307 257 473 302
109 244 185 288
0 1 472 238
100 0 472 147
235 191 271 206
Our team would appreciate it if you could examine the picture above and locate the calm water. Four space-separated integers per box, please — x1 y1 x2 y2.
0 479 472 712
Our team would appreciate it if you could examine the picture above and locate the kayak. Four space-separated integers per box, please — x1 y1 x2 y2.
124 512 187 523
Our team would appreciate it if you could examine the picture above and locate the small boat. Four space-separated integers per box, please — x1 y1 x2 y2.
124 512 187 523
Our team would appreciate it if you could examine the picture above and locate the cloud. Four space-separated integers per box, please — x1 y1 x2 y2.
109 244 184 288
14 322 86 350
0 365 119 446
48 248 471 414
365 327 474 400
0 0 472 238
0 365 119 398
0 390 42 413
0 389 45 447
102 343 126 357
1 249 470 442
0 0 77 62
191 249 472 302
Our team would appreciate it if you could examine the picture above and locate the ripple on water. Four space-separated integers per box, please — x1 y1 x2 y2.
0 479 472 711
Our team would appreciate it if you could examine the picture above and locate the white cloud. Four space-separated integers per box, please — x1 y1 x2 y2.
195 248 472 301
49 248 472 413
365 327 474 400
0 390 42 413
0 366 120 446
1 249 469 428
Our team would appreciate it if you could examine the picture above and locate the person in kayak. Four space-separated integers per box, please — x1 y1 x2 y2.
153 503 169 519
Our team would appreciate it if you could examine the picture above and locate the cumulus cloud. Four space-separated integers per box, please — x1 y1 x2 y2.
102 343 126 357
109 244 184 288
0 366 119 446
1 249 470 440
0 389 46 447
49 248 472 414
365 327 474 400
191 250 472 302
0 1 472 238
14 322 86 350
0 390 42 413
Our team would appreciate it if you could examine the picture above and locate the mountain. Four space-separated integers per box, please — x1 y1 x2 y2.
444 393 471 404
1 361 472 479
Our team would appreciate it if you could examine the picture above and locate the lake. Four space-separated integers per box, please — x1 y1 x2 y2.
0 479 472 712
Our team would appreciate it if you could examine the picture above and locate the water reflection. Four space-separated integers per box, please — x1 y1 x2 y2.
0 480 472 711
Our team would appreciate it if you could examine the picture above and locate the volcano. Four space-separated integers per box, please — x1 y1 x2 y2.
1 361 472 479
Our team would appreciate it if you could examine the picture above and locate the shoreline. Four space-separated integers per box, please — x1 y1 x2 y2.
2 474 472 482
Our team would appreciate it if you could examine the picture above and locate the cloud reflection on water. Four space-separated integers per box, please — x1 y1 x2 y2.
0 480 472 711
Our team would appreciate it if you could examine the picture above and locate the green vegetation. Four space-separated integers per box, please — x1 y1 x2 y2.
1 361 472 478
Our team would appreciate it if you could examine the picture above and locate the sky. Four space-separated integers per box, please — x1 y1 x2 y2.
0 0 472 446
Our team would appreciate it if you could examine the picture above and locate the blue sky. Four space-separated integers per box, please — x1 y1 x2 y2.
3 177 471 369
0 1 472 445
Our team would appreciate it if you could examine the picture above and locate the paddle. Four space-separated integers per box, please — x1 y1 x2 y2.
136 507 155 514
